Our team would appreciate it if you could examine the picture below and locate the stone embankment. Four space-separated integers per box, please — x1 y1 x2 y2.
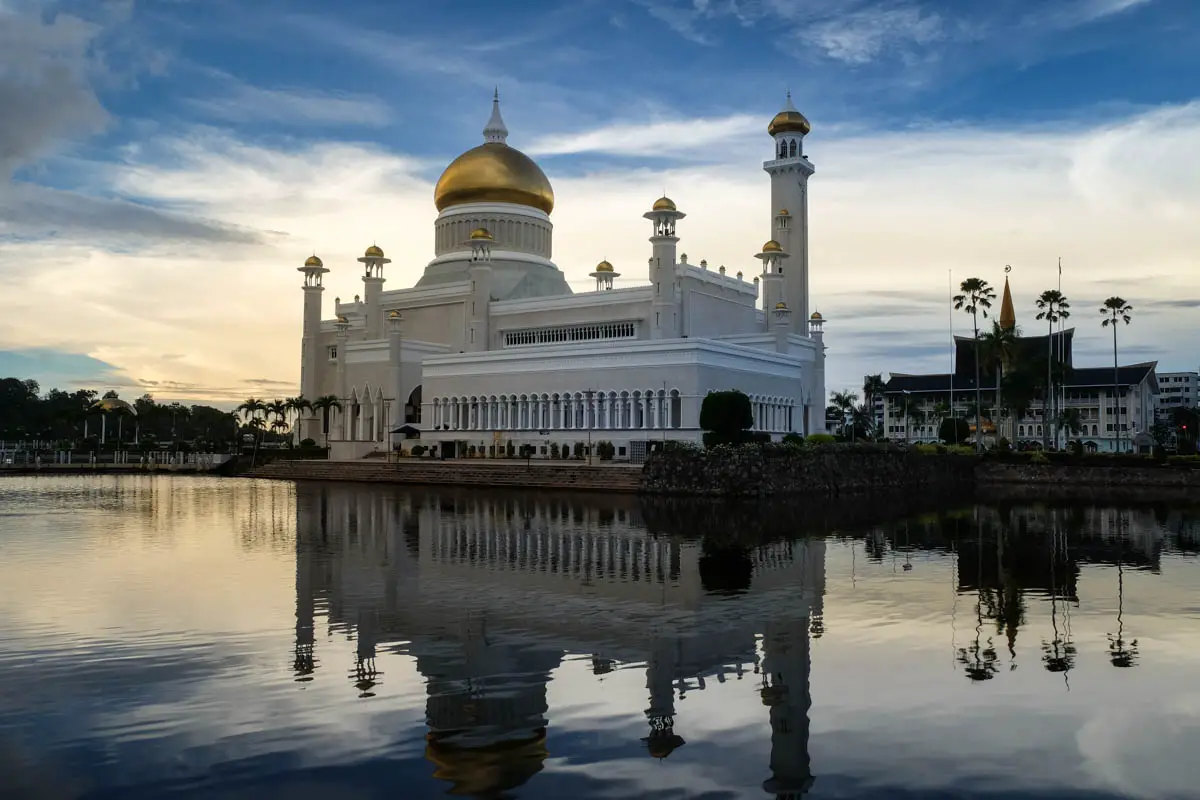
977 461 1200 490
248 459 641 493
639 445 976 498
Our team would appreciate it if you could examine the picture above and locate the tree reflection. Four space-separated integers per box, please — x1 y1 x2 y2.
1107 554 1139 668
1041 513 1076 683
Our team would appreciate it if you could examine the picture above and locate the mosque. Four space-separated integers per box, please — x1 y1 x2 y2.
296 92 827 460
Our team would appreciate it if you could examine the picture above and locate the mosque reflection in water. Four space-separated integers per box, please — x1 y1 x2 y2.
290 485 1198 797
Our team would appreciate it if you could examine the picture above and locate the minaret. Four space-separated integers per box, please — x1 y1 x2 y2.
387 311 404 433
466 228 494 352
764 93 815 332
643 196 685 339
589 260 619 291
358 245 390 340
772 301 792 354
809 312 826 434
298 255 328 442
756 239 789 331
334 315 351 439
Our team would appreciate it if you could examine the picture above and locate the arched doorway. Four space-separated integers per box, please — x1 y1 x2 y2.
405 385 422 424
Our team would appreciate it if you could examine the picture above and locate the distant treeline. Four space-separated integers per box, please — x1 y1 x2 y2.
0 377 239 447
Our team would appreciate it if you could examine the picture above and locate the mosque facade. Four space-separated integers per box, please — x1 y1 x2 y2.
296 93 827 459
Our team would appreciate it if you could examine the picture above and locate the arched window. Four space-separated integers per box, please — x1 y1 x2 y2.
778 140 787 159
788 139 798 158
1019 425 1025 437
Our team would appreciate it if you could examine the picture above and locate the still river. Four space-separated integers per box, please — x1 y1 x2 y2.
0 475 1198 799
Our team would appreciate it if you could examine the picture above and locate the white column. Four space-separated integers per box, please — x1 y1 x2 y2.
665 394 672 429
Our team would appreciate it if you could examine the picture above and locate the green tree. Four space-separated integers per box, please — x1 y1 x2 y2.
1035 289 1070 449
699 390 753 446
830 390 858 440
1100 297 1133 453
980 320 1021 442
953 277 996 452
311 395 342 447
939 416 970 446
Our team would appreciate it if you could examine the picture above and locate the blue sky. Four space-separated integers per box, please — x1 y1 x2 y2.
1 0 1198 404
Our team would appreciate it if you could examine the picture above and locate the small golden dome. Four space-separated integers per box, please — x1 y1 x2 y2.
762 239 783 253
775 301 789 310
335 315 349 324
777 208 790 216
810 311 823 320
595 260 614 272
652 196 676 211
365 245 384 258
387 310 401 319
91 398 135 414
469 228 494 240
304 255 323 268
434 143 554 214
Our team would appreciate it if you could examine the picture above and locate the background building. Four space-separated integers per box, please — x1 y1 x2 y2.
879 276 1159 452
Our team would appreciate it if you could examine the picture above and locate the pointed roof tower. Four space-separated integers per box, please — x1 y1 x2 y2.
1000 272 1016 330
483 87 508 144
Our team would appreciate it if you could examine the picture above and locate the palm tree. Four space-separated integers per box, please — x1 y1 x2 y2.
980 320 1021 443
246 417 266 467
953 278 996 452
830 390 858 439
862 374 885 424
236 398 268 464
1100 297 1132 453
1058 407 1084 442
311 395 343 448
1035 289 1070 449
286 395 313 444
266 399 289 440
907 405 927 442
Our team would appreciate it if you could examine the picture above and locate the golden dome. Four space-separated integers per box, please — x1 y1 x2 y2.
810 311 823 320
387 310 401 319
335 315 349 324
425 733 548 796
762 239 783 252
91 398 135 414
303 254 323 268
775 301 789 310
434 143 554 214
652 196 676 211
364 245 384 258
777 208 790 216
595 260 614 272
769 109 811 136
469 227 494 240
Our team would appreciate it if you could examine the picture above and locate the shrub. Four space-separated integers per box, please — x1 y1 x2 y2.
782 433 805 446
550 442 561 459
411 444 426 456
573 441 585 459
997 436 1011 454
596 441 615 460
939 417 971 446
1067 439 1084 457
806 433 837 445
468 445 477 457
699 390 753 445
1030 450 1049 464
299 438 317 448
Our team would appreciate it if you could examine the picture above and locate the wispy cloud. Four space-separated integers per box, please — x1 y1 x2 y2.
525 114 760 158
186 73 392 127
801 4 946 65
1026 0 1155 29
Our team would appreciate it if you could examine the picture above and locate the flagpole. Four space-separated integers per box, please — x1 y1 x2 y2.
949 268 955 441
1058 256 1064 449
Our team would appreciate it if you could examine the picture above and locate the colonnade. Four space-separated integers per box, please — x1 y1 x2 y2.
429 389 685 432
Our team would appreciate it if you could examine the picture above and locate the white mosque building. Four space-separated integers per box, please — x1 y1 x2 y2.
297 93 827 460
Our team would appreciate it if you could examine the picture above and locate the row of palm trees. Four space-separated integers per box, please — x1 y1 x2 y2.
235 394 344 464
954 276 1133 452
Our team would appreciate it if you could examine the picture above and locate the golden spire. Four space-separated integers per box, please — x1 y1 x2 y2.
1000 270 1016 330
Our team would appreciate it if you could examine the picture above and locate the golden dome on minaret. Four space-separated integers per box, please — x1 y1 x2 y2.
364 244 384 258
469 227 494 240
303 254 323 268
433 92 554 215
761 239 783 253
767 92 812 137
652 196 677 211
595 259 614 272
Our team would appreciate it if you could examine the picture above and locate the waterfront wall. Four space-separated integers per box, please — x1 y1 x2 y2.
638 445 976 498
977 462 1200 491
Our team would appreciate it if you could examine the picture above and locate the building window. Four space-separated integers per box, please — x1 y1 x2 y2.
327 346 337 360
502 321 638 348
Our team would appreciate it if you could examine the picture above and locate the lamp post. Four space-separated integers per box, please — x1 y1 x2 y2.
903 390 911 445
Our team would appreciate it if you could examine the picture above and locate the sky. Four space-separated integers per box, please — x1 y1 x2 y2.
1 0 1198 406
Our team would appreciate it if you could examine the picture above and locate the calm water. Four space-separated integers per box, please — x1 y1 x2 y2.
1 477 1199 799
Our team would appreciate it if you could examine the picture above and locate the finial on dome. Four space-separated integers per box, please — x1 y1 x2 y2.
483 89 508 144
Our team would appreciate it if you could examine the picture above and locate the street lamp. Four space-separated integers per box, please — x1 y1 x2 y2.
903 390 911 444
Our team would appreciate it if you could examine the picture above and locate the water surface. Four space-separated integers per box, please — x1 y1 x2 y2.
1 475 1198 799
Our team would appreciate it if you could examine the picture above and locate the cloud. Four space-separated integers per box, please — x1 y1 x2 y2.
526 114 761 159
0 6 108 177
801 4 946 65
1028 0 1155 29
186 76 393 127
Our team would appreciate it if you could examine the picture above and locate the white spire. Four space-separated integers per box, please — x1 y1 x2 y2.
483 87 508 144
784 90 798 112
